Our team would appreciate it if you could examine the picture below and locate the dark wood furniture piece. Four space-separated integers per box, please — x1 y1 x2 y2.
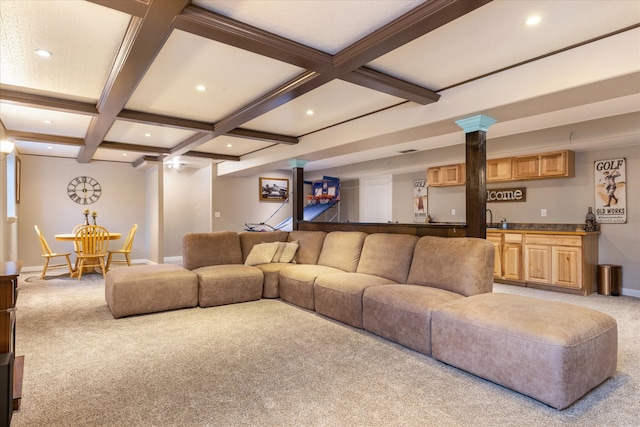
1 261 23 425
298 221 466 237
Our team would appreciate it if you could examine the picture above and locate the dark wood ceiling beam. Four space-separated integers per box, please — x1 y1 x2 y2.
78 0 191 163
0 89 98 116
86 0 149 18
117 109 215 132
117 109 298 145
5 131 84 146
170 132 216 156
183 150 240 162
174 5 334 73
98 141 170 154
227 128 298 145
333 0 492 73
342 67 440 105
213 70 331 138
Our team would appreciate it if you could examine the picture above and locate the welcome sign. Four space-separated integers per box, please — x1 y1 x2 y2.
487 187 526 203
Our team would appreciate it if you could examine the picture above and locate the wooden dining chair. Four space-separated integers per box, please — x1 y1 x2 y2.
74 225 110 280
34 225 74 279
106 224 137 271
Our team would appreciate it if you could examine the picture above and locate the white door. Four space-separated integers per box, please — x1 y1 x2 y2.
360 175 392 222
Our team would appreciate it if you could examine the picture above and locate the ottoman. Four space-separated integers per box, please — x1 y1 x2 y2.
105 264 199 318
431 293 618 410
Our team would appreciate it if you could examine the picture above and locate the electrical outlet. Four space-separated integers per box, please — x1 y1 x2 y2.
214 211 221 218
451 209 456 216
541 209 547 217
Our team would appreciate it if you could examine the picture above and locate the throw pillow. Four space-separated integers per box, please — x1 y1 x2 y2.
272 242 286 262
245 242 280 266
278 241 299 263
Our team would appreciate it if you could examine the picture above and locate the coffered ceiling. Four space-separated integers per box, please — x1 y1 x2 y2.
1 0 639 177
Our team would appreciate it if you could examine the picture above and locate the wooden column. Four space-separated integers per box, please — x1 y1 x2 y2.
288 160 308 230
455 115 497 239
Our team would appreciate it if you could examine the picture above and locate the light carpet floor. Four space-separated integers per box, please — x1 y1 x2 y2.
10 269 640 427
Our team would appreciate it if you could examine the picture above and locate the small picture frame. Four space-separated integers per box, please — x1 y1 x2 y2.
259 177 289 202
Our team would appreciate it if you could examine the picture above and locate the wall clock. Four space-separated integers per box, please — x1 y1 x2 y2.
67 176 101 205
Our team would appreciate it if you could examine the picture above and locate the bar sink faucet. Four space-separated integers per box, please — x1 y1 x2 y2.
486 209 493 228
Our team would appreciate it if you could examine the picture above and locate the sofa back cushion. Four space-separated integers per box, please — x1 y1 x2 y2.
182 231 243 270
288 231 326 265
239 231 289 262
357 233 419 283
407 236 494 296
317 231 367 272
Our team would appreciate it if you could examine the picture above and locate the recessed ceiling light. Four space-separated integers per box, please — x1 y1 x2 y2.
43 120 52 124
196 85 206 92
47 146 53 150
122 153 128 157
144 133 152 137
306 110 314 116
227 143 233 148
526 15 541 26
35 49 52 58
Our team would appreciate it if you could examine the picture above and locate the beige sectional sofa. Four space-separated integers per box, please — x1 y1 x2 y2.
105 229 617 410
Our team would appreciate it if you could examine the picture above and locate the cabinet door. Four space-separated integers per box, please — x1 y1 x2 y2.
524 244 551 283
513 155 540 179
552 246 582 289
503 243 522 280
540 151 567 177
427 167 442 186
487 157 513 182
443 165 461 185
487 233 502 278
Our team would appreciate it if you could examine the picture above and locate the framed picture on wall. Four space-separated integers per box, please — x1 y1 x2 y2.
259 177 289 202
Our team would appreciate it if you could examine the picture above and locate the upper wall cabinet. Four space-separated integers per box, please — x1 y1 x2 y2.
428 150 575 186
427 163 465 187
487 157 513 182
513 150 575 180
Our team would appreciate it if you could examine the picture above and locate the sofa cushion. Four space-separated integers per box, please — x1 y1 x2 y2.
314 272 395 328
316 231 367 272
279 264 344 310
183 231 243 270
407 236 494 296
356 233 419 283
244 242 280 266
195 264 264 308
362 284 464 355
288 230 326 265
239 231 289 261
278 241 299 263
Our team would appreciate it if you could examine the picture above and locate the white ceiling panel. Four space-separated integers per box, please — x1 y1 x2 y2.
194 0 426 54
13 140 81 158
105 120 199 148
125 29 305 122
195 135 274 156
0 103 93 137
369 0 640 90
0 0 131 102
243 80 404 136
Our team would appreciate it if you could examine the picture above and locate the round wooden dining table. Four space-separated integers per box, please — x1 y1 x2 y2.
54 232 122 241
